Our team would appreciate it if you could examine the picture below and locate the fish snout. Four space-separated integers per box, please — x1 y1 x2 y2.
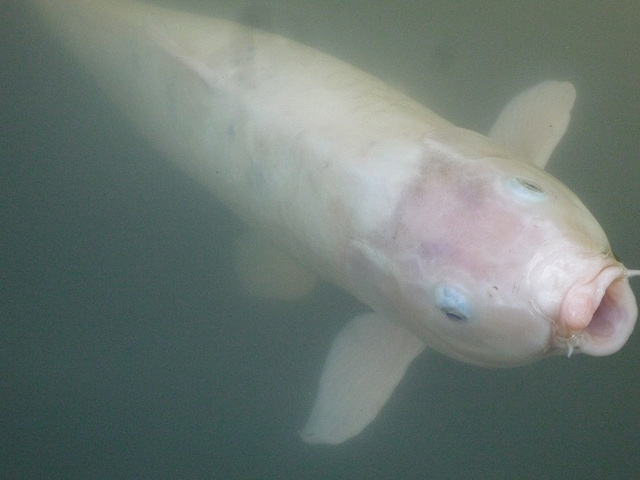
556 266 637 357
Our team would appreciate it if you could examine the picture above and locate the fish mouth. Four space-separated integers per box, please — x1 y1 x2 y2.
555 265 637 357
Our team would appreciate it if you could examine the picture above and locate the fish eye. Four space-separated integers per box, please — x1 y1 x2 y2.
505 177 546 202
434 286 471 322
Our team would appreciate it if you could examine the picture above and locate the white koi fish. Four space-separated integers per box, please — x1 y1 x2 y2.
33 0 638 444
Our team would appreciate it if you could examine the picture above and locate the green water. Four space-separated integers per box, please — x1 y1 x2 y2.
2 1 639 478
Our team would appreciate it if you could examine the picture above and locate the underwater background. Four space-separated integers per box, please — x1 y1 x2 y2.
2 1 639 478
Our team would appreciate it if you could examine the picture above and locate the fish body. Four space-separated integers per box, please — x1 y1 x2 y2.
33 0 637 444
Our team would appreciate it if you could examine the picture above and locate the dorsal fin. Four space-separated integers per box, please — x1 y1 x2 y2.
489 81 576 169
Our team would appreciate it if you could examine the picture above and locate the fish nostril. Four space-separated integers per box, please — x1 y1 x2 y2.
434 285 471 321
444 311 467 321
506 177 546 202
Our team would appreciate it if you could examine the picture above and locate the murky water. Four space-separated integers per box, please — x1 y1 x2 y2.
2 1 639 478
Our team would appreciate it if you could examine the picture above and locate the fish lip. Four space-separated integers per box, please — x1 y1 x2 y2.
553 265 637 357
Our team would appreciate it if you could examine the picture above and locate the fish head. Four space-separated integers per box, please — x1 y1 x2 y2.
353 146 637 367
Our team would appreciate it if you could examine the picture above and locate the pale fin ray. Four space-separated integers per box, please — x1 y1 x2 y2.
234 231 317 300
301 313 425 444
489 81 576 169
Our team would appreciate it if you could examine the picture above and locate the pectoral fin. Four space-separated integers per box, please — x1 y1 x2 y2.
301 313 425 444
234 232 317 300
489 81 576 169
